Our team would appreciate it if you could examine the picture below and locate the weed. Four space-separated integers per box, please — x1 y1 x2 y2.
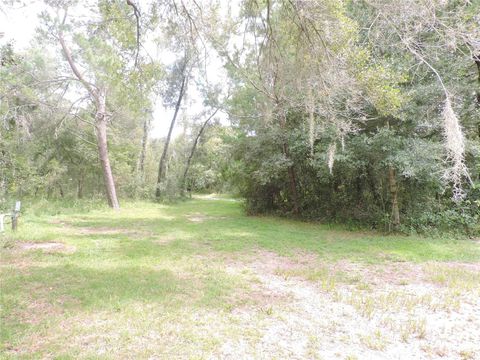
459 349 476 360
400 318 427 342
360 330 387 351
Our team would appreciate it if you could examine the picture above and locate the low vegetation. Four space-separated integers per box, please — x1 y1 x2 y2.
1 197 479 359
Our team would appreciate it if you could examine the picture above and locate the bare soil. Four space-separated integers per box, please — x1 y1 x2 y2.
186 213 227 223
221 251 480 359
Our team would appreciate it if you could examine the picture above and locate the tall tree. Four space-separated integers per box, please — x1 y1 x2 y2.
156 58 188 199
181 107 219 194
57 11 119 209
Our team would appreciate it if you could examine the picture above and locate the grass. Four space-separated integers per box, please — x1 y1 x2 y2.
1 197 479 358
360 330 387 351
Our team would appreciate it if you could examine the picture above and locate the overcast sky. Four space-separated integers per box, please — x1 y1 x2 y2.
0 1 233 139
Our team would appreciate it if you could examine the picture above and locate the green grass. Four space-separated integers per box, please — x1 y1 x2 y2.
1 197 479 358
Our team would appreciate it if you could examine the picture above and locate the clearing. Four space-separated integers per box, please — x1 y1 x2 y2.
1 197 479 359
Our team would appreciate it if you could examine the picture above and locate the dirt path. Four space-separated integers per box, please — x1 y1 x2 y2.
220 251 480 359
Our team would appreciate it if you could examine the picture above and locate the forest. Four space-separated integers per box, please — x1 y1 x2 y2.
1 0 479 234
1 0 480 359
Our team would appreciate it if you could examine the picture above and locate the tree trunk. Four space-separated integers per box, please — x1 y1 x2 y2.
283 142 300 214
0 178 5 205
388 166 400 230
474 53 480 107
59 29 119 209
475 53 480 179
181 108 219 195
474 53 480 146
137 117 149 175
95 93 120 210
77 176 83 199
155 75 187 200
279 112 300 214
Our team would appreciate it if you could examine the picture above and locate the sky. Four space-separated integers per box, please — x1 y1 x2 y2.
0 0 233 139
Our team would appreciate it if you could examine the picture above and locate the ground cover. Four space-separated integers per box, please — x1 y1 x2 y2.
1 196 479 359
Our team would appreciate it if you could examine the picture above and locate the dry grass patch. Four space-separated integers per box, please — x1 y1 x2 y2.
221 250 480 359
360 330 388 351
424 263 480 292
74 227 154 238
50 219 153 238
153 234 177 245
18 241 76 254
3 307 237 359
185 213 227 223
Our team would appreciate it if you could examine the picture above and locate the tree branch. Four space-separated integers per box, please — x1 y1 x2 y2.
126 0 141 68
58 11 98 100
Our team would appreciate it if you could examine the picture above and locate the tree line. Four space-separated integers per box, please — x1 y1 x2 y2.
1 0 479 234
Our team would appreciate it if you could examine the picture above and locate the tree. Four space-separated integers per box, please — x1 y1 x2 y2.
215 0 478 232
1 0 478 234
181 107 219 194
56 11 119 208
151 0 220 199
156 57 188 199
41 0 160 207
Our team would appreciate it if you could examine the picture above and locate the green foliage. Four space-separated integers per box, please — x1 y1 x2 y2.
1 0 479 235
219 0 480 235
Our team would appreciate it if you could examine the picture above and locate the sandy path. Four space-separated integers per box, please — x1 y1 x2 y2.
219 252 480 360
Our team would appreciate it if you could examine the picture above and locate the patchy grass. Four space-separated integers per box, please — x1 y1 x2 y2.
1 197 479 359
424 263 480 292
360 330 388 351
